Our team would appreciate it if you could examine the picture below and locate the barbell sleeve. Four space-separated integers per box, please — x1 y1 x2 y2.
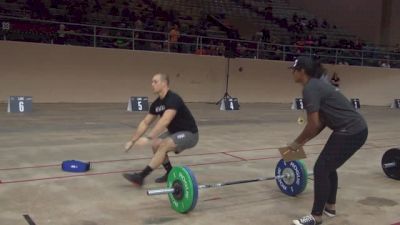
383 162 396 169
147 188 175 196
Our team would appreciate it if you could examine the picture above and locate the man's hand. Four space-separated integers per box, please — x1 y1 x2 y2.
124 140 135 152
124 137 152 153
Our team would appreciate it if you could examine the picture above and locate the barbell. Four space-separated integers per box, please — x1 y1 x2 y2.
381 148 400 180
145 147 400 214
146 159 312 213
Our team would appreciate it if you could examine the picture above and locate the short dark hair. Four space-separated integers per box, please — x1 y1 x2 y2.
156 73 169 85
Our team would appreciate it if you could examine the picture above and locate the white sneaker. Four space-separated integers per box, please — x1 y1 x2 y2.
323 208 336 217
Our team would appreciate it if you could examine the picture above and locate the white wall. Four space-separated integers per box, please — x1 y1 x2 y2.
1 41 399 106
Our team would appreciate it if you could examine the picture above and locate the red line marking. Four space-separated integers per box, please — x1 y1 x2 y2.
203 197 222 202
222 152 248 161
0 163 61 171
1 169 139 184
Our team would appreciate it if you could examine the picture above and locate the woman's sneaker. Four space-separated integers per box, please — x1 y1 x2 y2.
323 208 336 217
292 215 322 225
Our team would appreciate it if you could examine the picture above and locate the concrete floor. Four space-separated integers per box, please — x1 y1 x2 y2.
0 103 399 225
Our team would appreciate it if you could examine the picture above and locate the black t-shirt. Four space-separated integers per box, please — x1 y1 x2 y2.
149 90 198 133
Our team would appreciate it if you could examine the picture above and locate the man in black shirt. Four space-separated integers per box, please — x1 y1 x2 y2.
123 73 199 186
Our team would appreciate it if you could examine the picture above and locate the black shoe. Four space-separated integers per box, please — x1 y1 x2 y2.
122 172 144 186
155 173 168 183
323 208 336 217
292 215 322 225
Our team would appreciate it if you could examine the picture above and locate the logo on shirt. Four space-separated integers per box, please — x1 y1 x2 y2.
155 105 165 113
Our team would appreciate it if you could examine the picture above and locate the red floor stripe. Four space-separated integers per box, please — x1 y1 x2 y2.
222 152 248 161
203 197 222 202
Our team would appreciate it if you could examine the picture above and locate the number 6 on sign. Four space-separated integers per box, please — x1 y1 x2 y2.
7 96 32 113
19 101 25 112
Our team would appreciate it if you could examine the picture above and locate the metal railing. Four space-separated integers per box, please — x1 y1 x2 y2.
1 15 399 68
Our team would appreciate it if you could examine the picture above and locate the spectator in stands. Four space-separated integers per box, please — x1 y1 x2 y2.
167 9 177 23
274 45 284 60
135 18 143 30
379 59 391 68
169 24 180 52
6 0 396 70
305 35 314 46
217 41 226 56
92 0 102 13
109 5 119 17
29 0 50 19
50 0 60 8
113 31 131 49
54 23 66 44
393 44 400 53
195 47 206 55
121 5 131 20
236 43 246 56
321 19 330 29
66 1 86 23
295 38 305 53
352 38 363 50
307 20 315 31
261 28 270 42
292 13 299 23
208 41 218 56
279 18 288 29
264 6 273 20
311 17 318 28
338 59 349 65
